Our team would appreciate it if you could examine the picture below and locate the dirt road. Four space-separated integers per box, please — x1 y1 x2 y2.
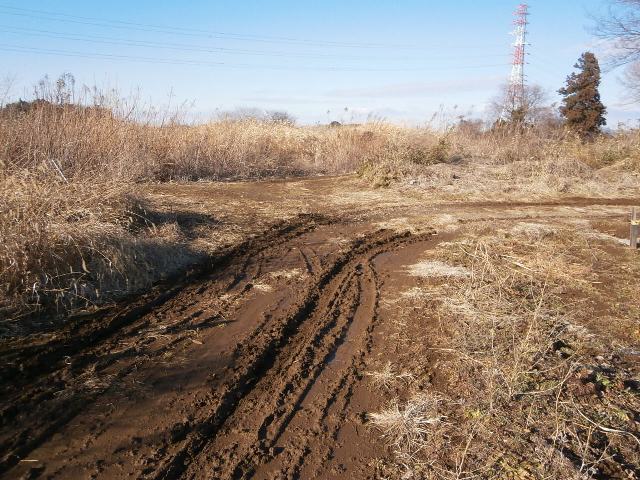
2 176 637 479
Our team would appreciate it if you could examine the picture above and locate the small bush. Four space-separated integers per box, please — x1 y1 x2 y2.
408 137 451 165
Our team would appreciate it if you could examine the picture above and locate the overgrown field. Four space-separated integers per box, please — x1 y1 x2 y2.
1 98 640 323
369 221 640 478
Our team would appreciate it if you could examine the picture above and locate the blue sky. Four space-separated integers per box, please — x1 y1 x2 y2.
1 0 638 125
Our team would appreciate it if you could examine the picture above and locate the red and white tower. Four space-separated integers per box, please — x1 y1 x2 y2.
502 4 529 120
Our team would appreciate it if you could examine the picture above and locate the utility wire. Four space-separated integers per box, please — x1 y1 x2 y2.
0 4 396 47
527 61 561 81
0 4 505 50
527 54 575 87
0 43 511 72
0 25 511 62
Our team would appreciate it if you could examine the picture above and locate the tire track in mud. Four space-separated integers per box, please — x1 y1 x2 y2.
259 260 382 480
157 229 436 480
1 214 326 384
215 269 364 479
297 246 317 275
1 216 437 480
297 258 383 480
0 214 330 477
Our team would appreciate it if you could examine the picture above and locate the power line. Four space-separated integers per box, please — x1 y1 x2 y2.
527 61 560 81
0 5 390 48
0 5 421 49
527 52 577 84
0 43 511 72
0 4 505 51
0 25 511 62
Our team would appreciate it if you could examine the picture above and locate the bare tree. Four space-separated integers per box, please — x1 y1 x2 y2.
596 1 640 65
595 1 640 101
622 60 640 100
266 110 296 125
217 108 296 125
488 83 554 125
0 74 16 108
217 107 266 122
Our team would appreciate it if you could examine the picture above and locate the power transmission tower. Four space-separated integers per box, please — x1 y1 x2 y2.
501 3 529 121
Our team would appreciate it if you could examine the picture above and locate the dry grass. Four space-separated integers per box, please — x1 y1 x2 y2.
2 85 639 325
370 224 640 478
4 88 640 187
0 168 203 332
405 260 470 278
361 127 640 200
0 99 438 182
369 393 444 465
366 362 415 390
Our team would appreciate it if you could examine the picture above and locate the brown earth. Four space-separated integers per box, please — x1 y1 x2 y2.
1 175 638 479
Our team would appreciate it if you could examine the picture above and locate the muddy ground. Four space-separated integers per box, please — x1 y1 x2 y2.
1 176 639 479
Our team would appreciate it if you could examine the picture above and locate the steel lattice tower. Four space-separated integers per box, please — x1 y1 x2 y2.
501 3 529 121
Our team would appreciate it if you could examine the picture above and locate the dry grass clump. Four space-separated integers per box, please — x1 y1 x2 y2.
508 222 557 242
566 130 640 171
363 126 640 199
369 393 444 465
370 226 640 478
405 260 470 278
357 130 455 187
0 104 316 181
366 362 415 390
0 170 201 333
451 126 555 165
449 126 640 173
402 153 638 200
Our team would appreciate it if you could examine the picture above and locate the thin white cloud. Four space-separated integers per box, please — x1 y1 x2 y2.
325 76 503 98
609 101 640 112
239 96 334 105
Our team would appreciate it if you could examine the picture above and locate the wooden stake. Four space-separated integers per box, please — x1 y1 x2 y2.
632 207 639 249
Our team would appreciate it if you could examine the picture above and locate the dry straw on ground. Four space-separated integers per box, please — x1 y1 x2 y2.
369 225 640 479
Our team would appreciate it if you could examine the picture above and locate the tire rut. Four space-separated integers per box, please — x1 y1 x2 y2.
160 229 436 480
0 214 330 477
2 218 437 480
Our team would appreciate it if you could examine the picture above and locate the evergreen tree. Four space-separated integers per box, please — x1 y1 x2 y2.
559 52 607 138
